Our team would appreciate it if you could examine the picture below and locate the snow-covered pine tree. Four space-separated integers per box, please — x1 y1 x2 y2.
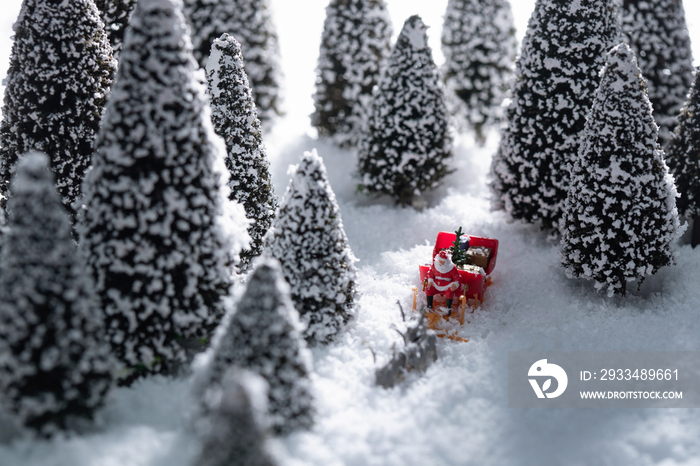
184 0 283 123
441 0 517 144
0 152 113 436
620 0 695 148
79 0 250 383
266 149 357 345
560 43 679 297
0 0 116 217
206 34 277 272
199 260 314 435
490 0 619 231
195 369 277 466
666 68 700 247
312 0 392 147
93 0 138 58
358 15 453 207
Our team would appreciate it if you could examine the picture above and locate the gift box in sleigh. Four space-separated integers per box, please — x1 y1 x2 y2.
412 231 498 341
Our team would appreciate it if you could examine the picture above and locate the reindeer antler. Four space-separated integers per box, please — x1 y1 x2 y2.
397 300 406 322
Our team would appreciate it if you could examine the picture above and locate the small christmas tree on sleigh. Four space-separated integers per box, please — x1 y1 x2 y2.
412 228 499 341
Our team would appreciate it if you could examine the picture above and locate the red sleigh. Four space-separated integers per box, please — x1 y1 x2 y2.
412 231 499 341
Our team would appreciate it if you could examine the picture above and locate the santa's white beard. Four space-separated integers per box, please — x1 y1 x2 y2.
434 259 455 274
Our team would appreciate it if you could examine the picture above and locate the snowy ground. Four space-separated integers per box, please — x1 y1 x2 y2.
3 1 700 465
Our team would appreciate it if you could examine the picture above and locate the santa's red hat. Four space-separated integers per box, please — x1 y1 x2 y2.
436 250 451 260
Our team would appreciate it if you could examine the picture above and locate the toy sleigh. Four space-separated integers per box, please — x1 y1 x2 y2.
412 231 499 342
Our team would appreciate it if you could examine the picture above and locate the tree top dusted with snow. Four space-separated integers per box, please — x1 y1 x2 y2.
184 0 283 123
0 0 116 218
312 0 392 147
441 0 517 144
79 0 249 383
560 43 679 296
490 0 620 231
399 14 428 50
196 259 314 435
0 152 113 435
267 149 358 345
206 33 277 272
620 0 695 148
358 15 453 207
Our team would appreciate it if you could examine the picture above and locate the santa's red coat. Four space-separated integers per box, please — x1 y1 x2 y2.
425 263 462 298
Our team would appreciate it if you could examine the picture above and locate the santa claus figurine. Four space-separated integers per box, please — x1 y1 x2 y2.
425 250 462 314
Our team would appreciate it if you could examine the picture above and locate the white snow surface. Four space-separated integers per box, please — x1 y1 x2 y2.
2 1 700 465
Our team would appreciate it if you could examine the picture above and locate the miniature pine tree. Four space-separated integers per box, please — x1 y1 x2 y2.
449 226 469 267
206 34 278 272
195 369 277 466
184 0 283 123
0 152 113 436
93 0 138 58
560 43 679 297
620 0 695 148
441 0 517 144
312 0 392 147
79 0 250 383
358 15 453 207
0 0 116 217
490 0 619 231
266 149 357 345
666 68 700 247
200 260 314 435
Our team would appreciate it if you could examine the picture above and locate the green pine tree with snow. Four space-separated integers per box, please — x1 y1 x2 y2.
0 152 113 436
560 43 679 296
79 0 250 384
666 68 700 247
184 0 283 123
94 0 137 58
206 34 277 272
490 0 619 231
0 0 116 218
196 260 314 435
267 150 357 345
620 0 695 148
441 0 517 144
358 15 453 207
312 0 392 147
